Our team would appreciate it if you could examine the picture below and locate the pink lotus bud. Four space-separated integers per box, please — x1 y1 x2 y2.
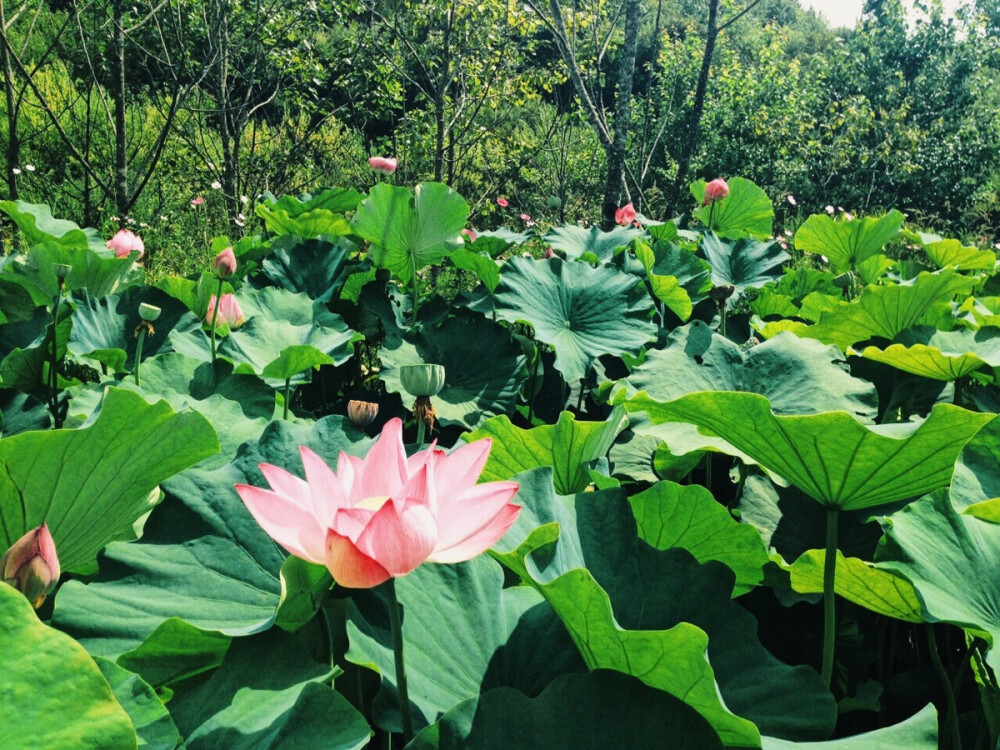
382 158 398 175
543 247 556 259
368 156 397 176
496 197 509 208
191 196 205 207
702 179 729 206
615 202 637 226
461 228 477 243
2 524 60 608
213 247 237 278
107 229 145 259
207 293 245 330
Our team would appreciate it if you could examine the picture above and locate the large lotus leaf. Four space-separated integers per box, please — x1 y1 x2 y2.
633 240 711 320
750 288 801 318
167 630 370 750
95 658 181 750
774 268 842 300
692 177 774 239
462 409 628 494
495 257 656 382
701 233 790 302
631 481 769 596
853 325 1000 381
877 491 1000 670
52 416 371 658
3 240 143 299
0 584 137 750
493 469 837 745
758 271 974 351
0 275 39 324
0 199 107 251
155 273 233 321
115 619 230 690
0 387 218 572
408 670 723 750
761 704 937 749
260 236 349 301
624 392 993 510
449 248 501 295
217 287 360 381
786 550 922 623
255 189 359 239
352 182 468 284
378 315 526 429
951 417 1000 513
345 555 584 733
0 390 49 436
67 287 191 373
924 238 997 272
793 211 904 273
263 187 363 217
543 224 643 262
0 299 73 393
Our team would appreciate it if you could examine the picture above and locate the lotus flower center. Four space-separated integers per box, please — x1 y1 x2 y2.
355 495 391 511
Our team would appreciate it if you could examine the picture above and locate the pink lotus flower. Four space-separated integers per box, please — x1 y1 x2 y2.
369 156 398 175
206 293 245 330
702 178 729 206
496 197 509 208
191 196 205 207
107 229 145 259
615 202 637 226
2 524 60 608
235 418 521 588
461 228 477 243
543 247 556 259
213 247 237 277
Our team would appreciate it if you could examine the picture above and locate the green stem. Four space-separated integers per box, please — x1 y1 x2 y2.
410 260 419 329
954 377 963 407
416 417 426 446
719 301 727 338
283 378 291 420
134 327 146 387
49 291 62 429
928 626 963 750
704 452 713 494
821 508 840 687
209 277 224 364
385 578 414 743
708 202 716 231
527 343 541 423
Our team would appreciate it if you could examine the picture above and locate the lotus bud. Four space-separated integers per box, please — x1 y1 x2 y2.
213 247 237 278
52 263 73 281
2 524 61 608
347 399 379 427
615 202 637 226
399 364 445 398
368 156 397 176
702 178 730 206
543 247 556 259
709 284 735 303
138 303 161 322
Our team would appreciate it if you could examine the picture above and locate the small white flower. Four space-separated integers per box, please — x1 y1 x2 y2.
12 168 21 175
787 195 797 206
843 212 854 221
139 222 150 228
160 215 168 222
126 217 136 225
24 164 35 172
211 181 222 190
240 195 249 204
825 205 835 215
784 229 793 237
234 213 246 227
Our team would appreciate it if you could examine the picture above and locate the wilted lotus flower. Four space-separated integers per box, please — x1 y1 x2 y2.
348 399 379 427
107 229 145 259
615 202 637 226
214 247 237 278
206 293 245 330
368 156 397 175
2 525 60 608
702 178 729 206
235 419 521 588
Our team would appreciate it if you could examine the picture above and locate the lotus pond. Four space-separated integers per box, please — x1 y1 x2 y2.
2 177 1000 748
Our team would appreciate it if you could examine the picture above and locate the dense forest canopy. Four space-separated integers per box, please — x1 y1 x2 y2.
1 0 998 264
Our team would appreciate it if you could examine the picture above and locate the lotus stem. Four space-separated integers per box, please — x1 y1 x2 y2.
49 290 62 429
385 577 414 742
209 277 224 364
134 326 147 387
283 378 291 420
527 342 541 423
415 418 426 446
927 626 962 750
821 507 839 687
411 260 419 329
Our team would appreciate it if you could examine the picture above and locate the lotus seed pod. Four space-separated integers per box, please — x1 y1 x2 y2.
399 364 445 398
347 399 379 427
52 263 73 280
709 284 735 303
138 303 162 322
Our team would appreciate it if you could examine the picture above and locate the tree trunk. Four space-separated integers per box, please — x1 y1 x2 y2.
112 0 128 221
0 0 19 200
601 0 641 229
671 0 720 204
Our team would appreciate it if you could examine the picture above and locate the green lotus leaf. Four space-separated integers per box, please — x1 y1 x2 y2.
692 177 774 239
877 491 1000 670
495 257 656 382
52 416 370 658
853 326 1000 381
750 288 800 318
786 550 922 622
154 273 232 321
761 704 937 749
924 238 997 272
408 671 723 750
470 228 531 256
379 315 527 429
345 554 584 733
633 240 711 321
757 271 975 352
624 391 993 510
0 584 137 750
701 233 790 302
0 390 49 436
774 268 842 300
952 418 1000 512
275 556 332 632
793 210 904 273
352 182 468 284
264 187 363 217
259 236 350 302
449 247 501 295
115 619 230 690
630 480 770 596
254 188 361 239
543 224 643 262
0 300 74 394
0 199 107 251
168 630 370 750
0 275 39 324
0 387 219 572
493 469 836 745
3 241 143 300
462 408 629 494
94 658 181 750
